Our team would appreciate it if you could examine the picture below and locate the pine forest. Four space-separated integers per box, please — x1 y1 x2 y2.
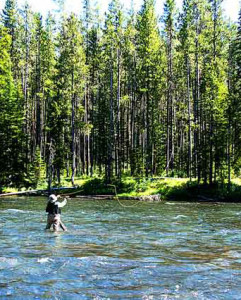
0 0 241 189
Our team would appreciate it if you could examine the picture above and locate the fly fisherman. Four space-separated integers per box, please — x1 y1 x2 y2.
45 194 67 231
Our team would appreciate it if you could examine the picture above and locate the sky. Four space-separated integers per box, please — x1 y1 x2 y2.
0 0 240 22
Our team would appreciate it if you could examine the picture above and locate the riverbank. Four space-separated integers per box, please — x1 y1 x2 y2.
75 177 241 202
1 177 241 202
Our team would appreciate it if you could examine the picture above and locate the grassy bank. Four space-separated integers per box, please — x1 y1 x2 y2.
2 176 241 201
67 177 241 202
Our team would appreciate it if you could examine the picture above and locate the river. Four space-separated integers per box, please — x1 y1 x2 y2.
0 196 241 299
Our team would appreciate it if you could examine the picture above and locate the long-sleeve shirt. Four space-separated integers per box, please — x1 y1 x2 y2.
55 199 67 208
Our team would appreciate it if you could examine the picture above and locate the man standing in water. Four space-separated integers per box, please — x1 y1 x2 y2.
45 194 67 231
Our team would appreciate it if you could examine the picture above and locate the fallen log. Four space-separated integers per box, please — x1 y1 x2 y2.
0 190 42 197
0 186 79 198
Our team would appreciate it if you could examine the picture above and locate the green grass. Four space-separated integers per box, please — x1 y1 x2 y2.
1 187 19 194
72 177 191 199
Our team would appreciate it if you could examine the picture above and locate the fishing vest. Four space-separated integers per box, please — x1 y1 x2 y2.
46 202 61 215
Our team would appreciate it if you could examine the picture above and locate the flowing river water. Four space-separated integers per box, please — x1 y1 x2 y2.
0 197 241 299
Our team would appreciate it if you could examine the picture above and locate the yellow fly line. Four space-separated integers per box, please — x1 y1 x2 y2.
58 184 142 208
107 185 142 208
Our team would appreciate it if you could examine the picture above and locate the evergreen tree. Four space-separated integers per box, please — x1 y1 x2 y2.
2 0 17 44
201 0 228 183
136 0 165 177
101 0 124 182
53 14 86 186
163 0 177 176
0 26 23 185
178 0 195 179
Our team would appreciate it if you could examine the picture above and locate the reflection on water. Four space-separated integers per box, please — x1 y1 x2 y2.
0 197 241 298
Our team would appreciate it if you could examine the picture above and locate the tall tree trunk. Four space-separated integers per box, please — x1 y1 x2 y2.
71 72 76 186
187 56 192 181
107 57 114 183
166 25 173 176
116 47 121 179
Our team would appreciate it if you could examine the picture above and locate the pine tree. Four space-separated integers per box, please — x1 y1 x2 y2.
135 0 164 177
2 0 17 46
101 0 124 182
85 9 102 177
201 0 228 183
0 25 23 185
122 11 138 175
53 14 86 186
163 0 177 176
178 0 193 179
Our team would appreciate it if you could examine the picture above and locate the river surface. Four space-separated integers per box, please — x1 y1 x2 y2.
0 197 241 299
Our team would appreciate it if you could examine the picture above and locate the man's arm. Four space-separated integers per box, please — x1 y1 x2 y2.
56 198 67 208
